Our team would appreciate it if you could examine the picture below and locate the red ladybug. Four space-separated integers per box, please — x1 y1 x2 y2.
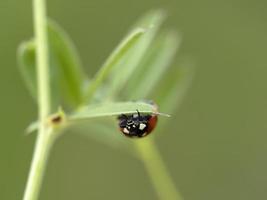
118 110 158 138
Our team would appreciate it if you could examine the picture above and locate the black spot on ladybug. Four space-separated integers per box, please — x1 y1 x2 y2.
118 110 158 138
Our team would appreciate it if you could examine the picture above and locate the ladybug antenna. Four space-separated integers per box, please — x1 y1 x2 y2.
136 109 141 118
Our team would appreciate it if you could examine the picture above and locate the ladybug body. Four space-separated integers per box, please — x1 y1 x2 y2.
118 110 158 138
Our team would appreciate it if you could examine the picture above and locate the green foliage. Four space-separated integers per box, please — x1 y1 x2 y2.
71 102 159 120
47 20 86 108
103 10 166 100
125 31 182 100
156 62 194 114
20 8 193 200
18 20 86 110
18 9 193 150
18 40 37 99
85 28 146 103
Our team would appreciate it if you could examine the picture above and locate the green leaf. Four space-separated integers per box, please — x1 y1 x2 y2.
69 101 168 121
84 28 146 103
17 20 86 110
47 20 86 108
17 40 37 99
18 40 61 109
104 10 166 100
125 31 181 100
17 40 61 109
155 62 194 114
68 100 168 153
26 121 38 134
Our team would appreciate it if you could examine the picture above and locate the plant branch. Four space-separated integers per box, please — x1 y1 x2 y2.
23 129 54 200
134 138 184 200
34 0 50 118
23 0 53 199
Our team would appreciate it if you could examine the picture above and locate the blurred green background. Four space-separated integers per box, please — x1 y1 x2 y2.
1 0 267 199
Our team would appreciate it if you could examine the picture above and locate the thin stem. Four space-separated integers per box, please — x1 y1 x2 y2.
134 138 184 200
34 0 50 119
23 129 54 200
23 0 52 199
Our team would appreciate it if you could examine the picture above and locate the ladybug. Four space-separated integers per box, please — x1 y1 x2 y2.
118 110 158 138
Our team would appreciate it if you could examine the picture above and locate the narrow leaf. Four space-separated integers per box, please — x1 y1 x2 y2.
17 40 59 108
17 40 37 98
84 28 146 103
156 63 194 114
104 10 166 100
70 101 167 121
48 20 86 107
17 20 86 110
126 31 181 99
26 121 38 134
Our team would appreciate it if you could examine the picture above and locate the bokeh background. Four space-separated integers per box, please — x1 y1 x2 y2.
1 0 267 199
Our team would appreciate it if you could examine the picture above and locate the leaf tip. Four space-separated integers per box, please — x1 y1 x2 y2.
154 112 171 117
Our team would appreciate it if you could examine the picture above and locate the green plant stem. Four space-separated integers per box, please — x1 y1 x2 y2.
23 0 53 199
23 129 54 200
34 0 50 118
134 138 184 200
